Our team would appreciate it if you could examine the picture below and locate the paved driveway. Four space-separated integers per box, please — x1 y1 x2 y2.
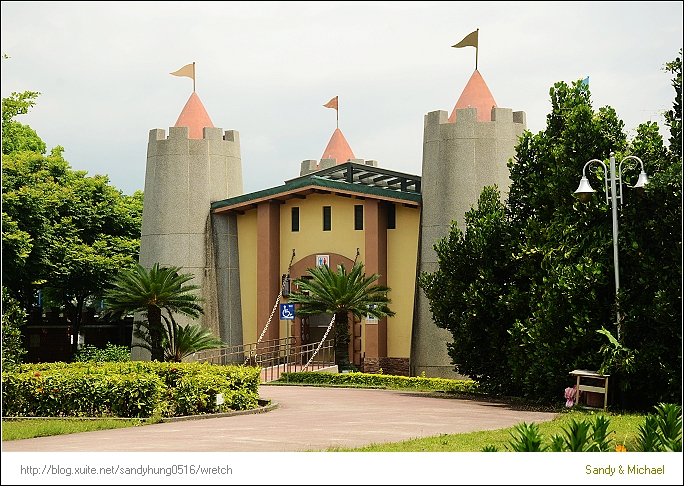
2 385 557 452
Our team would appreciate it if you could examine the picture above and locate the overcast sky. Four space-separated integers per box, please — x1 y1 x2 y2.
2 1 682 197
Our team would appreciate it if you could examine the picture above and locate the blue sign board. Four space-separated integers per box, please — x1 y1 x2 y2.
279 303 295 320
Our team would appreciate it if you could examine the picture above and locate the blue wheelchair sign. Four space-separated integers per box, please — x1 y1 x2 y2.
279 303 295 320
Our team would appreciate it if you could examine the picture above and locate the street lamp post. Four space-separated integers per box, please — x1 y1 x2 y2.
574 152 649 339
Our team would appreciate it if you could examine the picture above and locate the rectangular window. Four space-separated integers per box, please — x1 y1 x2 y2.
291 207 300 232
354 205 363 230
323 206 331 231
387 202 396 229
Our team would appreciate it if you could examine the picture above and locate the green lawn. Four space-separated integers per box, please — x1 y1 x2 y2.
2 417 154 441
328 410 646 452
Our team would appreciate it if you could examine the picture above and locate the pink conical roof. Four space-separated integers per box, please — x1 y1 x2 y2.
320 128 355 166
174 92 214 139
448 70 498 122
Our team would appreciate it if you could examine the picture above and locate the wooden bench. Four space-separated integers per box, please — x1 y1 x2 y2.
569 369 610 410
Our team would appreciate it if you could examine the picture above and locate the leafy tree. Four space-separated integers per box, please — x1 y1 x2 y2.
611 51 682 409
1 286 27 370
2 92 143 353
103 263 204 361
288 262 394 369
504 78 629 402
419 186 517 394
2 91 46 155
663 48 682 160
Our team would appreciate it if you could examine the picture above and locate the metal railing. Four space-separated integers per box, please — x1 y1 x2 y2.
191 337 335 382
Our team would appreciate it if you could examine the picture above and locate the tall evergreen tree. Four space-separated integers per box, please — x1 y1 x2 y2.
2 91 143 351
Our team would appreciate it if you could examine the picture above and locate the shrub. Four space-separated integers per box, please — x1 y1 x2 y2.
72 343 131 363
279 371 479 393
1 362 261 418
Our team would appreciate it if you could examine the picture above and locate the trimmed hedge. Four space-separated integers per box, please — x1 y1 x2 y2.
1 362 261 418
278 371 480 393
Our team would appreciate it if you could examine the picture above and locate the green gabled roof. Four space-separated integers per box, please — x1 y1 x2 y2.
211 162 421 213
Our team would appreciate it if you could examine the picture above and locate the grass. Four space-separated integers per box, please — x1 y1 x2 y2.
327 409 647 452
2 417 155 441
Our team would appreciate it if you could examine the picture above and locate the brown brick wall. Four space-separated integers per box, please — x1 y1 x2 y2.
361 357 410 376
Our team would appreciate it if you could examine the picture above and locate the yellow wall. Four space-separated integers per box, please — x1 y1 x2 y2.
280 194 367 270
279 194 367 340
386 204 420 357
236 194 420 359
236 210 258 343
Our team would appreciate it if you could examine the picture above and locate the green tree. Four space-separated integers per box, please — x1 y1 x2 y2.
419 186 518 395
2 91 46 155
608 52 682 408
663 48 682 160
1 286 27 370
504 78 629 402
2 92 143 351
288 262 394 369
103 263 204 361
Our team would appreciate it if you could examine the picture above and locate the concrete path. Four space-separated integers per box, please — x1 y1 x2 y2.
2 385 557 452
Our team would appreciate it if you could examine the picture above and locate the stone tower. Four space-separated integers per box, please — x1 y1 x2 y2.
411 70 526 378
135 92 244 359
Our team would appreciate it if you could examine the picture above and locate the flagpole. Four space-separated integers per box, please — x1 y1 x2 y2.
193 62 196 92
475 28 479 70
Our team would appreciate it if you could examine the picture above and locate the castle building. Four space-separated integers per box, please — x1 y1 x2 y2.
137 69 525 376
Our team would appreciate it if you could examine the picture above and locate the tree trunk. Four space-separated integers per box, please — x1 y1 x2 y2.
147 306 165 361
70 295 86 356
334 311 350 369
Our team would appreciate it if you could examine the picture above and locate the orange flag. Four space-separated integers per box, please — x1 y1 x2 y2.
323 96 338 110
170 62 196 91
170 63 195 79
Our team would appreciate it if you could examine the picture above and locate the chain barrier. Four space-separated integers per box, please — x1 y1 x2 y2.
245 249 296 365
302 250 358 371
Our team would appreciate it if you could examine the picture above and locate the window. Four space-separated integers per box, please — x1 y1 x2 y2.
387 202 396 229
323 206 331 231
354 205 363 230
291 207 299 232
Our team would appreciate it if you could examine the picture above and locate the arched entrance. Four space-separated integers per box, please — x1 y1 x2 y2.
288 252 362 366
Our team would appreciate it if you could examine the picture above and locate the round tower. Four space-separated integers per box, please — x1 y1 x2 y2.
134 92 243 360
411 70 526 378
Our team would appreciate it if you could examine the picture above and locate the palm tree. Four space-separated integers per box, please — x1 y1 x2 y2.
104 263 204 361
288 262 394 369
163 313 225 362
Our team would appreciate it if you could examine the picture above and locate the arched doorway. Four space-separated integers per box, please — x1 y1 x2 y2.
288 252 362 366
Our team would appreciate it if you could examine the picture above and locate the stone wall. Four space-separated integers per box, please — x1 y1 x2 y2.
361 357 410 376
